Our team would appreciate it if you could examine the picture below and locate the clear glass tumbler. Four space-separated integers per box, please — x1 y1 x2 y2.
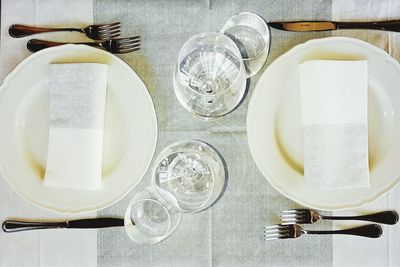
173 32 247 119
153 140 226 213
124 187 181 244
221 12 270 77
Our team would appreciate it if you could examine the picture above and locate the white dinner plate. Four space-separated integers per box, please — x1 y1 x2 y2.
0 45 158 214
247 37 400 210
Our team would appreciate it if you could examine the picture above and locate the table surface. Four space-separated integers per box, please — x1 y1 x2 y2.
1 0 400 266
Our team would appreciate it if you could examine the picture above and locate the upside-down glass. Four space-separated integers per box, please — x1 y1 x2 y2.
173 32 247 119
124 187 181 244
153 140 226 213
221 12 271 77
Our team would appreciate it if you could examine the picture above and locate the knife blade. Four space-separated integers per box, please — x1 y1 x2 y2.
268 20 400 32
2 218 125 233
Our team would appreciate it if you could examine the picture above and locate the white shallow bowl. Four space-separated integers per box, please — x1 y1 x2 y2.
247 37 400 210
0 45 158 214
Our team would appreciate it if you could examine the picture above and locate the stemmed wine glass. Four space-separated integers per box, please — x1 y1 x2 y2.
173 12 270 119
173 32 247 119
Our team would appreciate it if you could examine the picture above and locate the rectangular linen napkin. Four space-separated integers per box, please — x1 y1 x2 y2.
299 60 369 190
43 63 108 190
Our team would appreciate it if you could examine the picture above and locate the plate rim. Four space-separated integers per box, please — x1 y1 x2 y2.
247 36 400 210
0 44 158 214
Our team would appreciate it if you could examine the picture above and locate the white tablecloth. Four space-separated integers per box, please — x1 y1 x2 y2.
0 0 399 266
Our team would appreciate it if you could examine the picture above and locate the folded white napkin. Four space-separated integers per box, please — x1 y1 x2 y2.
299 60 369 190
44 63 108 190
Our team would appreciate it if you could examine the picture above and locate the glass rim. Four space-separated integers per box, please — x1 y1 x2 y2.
220 11 271 61
151 139 222 213
175 31 246 98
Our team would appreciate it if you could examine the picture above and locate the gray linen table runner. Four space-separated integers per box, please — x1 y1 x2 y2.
1 0 399 266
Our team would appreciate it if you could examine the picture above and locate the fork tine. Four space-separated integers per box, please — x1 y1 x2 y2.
281 209 306 214
115 36 140 43
263 225 289 234
107 36 142 54
263 224 286 230
264 231 290 237
98 22 121 29
101 27 121 33
118 43 141 50
281 209 309 222
264 236 280 241
115 46 140 54
118 42 141 49
281 214 305 218
264 230 290 240
282 219 302 225
264 224 287 230
281 215 300 220
116 40 140 48
99 30 121 36
98 26 121 33
118 47 140 54
281 217 303 221
264 231 289 236
263 224 293 241
281 212 304 216
281 212 305 217
100 32 121 39
117 37 140 44
100 33 121 40
98 28 121 35
281 210 298 213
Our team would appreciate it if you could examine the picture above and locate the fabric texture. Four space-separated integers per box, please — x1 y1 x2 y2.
1 0 399 266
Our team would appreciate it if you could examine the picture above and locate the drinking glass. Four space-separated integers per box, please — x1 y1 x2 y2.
153 140 226 213
124 187 181 244
221 12 270 77
173 32 247 119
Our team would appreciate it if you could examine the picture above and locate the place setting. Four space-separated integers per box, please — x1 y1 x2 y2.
1 7 400 251
0 12 268 244
0 23 157 213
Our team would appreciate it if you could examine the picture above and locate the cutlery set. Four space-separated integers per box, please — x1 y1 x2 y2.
4 16 400 245
11 19 400 55
264 209 398 241
9 22 140 54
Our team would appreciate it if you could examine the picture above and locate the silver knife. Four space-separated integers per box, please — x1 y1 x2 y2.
2 218 125 233
268 20 400 32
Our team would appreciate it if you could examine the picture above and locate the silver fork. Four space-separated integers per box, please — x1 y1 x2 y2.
264 224 382 241
281 209 399 225
9 22 121 40
27 37 141 54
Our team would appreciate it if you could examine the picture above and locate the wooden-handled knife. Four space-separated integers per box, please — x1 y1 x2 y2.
268 20 400 32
